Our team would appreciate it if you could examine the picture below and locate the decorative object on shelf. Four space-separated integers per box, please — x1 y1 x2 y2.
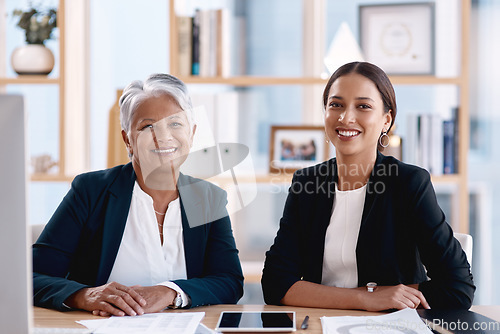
10 6 57 75
359 3 435 75
31 154 57 174
324 22 365 75
269 126 329 174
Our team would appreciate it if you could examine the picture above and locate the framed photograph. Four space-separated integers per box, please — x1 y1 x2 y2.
269 126 329 174
359 3 435 75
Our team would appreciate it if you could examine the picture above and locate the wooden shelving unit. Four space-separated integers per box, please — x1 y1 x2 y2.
168 0 471 233
0 0 68 183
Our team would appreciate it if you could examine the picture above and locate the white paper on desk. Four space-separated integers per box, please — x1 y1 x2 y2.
77 312 205 334
321 308 432 334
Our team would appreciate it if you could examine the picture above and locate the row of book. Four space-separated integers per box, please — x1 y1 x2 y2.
405 109 458 175
177 9 232 77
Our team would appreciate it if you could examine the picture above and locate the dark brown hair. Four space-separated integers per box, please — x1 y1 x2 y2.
322 62 397 134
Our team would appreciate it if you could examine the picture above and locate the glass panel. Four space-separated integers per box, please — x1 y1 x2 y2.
6 84 60 174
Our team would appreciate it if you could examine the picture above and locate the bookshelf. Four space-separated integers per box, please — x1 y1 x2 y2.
0 0 67 182
168 0 471 233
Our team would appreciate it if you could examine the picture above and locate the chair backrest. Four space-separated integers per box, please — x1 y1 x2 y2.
107 89 129 168
31 224 46 244
454 232 473 267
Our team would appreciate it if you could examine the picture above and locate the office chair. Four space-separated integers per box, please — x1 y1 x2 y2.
454 232 473 267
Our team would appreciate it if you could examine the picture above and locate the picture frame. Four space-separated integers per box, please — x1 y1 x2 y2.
359 3 435 75
269 125 329 174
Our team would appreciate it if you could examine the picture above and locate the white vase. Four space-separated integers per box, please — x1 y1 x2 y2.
11 44 55 75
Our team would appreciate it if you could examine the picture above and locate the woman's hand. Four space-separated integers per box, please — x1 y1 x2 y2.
130 285 177 314
359 284 430 311
64 281 147 317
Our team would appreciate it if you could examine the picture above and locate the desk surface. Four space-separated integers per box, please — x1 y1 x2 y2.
34 305 500 333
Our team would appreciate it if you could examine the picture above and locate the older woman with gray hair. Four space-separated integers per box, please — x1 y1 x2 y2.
32 73 244 316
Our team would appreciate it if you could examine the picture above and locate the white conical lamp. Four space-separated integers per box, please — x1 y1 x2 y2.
324 22 365 74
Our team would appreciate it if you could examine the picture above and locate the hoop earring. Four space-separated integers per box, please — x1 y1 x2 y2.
379 131 390 148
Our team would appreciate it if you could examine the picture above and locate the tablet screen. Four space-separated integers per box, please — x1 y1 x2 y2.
216 311 296 332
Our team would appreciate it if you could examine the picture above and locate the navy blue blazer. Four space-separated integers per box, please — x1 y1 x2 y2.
262 153 475 309
33 163 244 311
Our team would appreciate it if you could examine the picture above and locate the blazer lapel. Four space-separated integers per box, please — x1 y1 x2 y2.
356 153 384 286
306 159 336 283
96 163 136 285
178 174 204 279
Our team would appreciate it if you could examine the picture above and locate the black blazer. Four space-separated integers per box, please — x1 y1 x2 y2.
33 163 244 310
262 153 475 309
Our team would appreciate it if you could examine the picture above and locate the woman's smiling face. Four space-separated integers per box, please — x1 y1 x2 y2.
324 72 392 159
124 94 194 187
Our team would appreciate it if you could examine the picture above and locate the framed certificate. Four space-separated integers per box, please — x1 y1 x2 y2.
359 3 435 75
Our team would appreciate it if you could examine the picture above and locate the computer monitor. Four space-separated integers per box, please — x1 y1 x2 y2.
0 94 32 333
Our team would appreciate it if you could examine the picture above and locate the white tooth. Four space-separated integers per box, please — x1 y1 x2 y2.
339 130 358 137
154 148 175 153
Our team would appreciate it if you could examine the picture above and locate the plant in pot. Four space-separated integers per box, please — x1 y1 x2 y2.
11 6 58 75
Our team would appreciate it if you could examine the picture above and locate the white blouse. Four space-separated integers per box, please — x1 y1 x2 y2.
321 183 367 288
107 182 188 307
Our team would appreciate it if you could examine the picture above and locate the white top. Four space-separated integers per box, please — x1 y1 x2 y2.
107 182 189 307
321 183 367 288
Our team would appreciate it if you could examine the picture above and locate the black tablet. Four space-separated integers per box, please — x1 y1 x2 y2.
215 311 296 332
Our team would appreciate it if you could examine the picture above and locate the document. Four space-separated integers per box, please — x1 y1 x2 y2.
77 312 205 334
321 308 433 334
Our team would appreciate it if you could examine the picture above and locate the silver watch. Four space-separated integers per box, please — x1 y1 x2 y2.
170 292 183 309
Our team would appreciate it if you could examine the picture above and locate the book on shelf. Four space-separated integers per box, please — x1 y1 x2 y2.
216 8 231 77
405 111 457 175
176 8 232 77
191 9 200 75
177 16 193 77
443 119 456 174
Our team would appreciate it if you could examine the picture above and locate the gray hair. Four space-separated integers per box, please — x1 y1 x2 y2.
119 73 195 134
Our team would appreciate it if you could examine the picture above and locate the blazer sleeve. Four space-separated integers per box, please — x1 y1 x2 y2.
407 169 475 309
261 173 304 305
173 190 244 307
32 174 93 311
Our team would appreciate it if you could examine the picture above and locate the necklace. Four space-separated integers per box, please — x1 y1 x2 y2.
157 221 164 236
154 209 166 215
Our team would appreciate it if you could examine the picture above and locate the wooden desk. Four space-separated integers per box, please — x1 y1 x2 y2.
34 305 500 333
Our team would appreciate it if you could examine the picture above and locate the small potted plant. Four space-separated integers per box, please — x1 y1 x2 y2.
10 5 58 75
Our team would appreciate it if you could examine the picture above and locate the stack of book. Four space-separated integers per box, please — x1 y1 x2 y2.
177 8 232 77
405 108 458 175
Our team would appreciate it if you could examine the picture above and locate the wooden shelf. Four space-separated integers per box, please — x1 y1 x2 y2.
177 75 463 87
30 173 74 182
389 76 463 85
0 76 60 85
431 174 462 184
178 76 327 86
